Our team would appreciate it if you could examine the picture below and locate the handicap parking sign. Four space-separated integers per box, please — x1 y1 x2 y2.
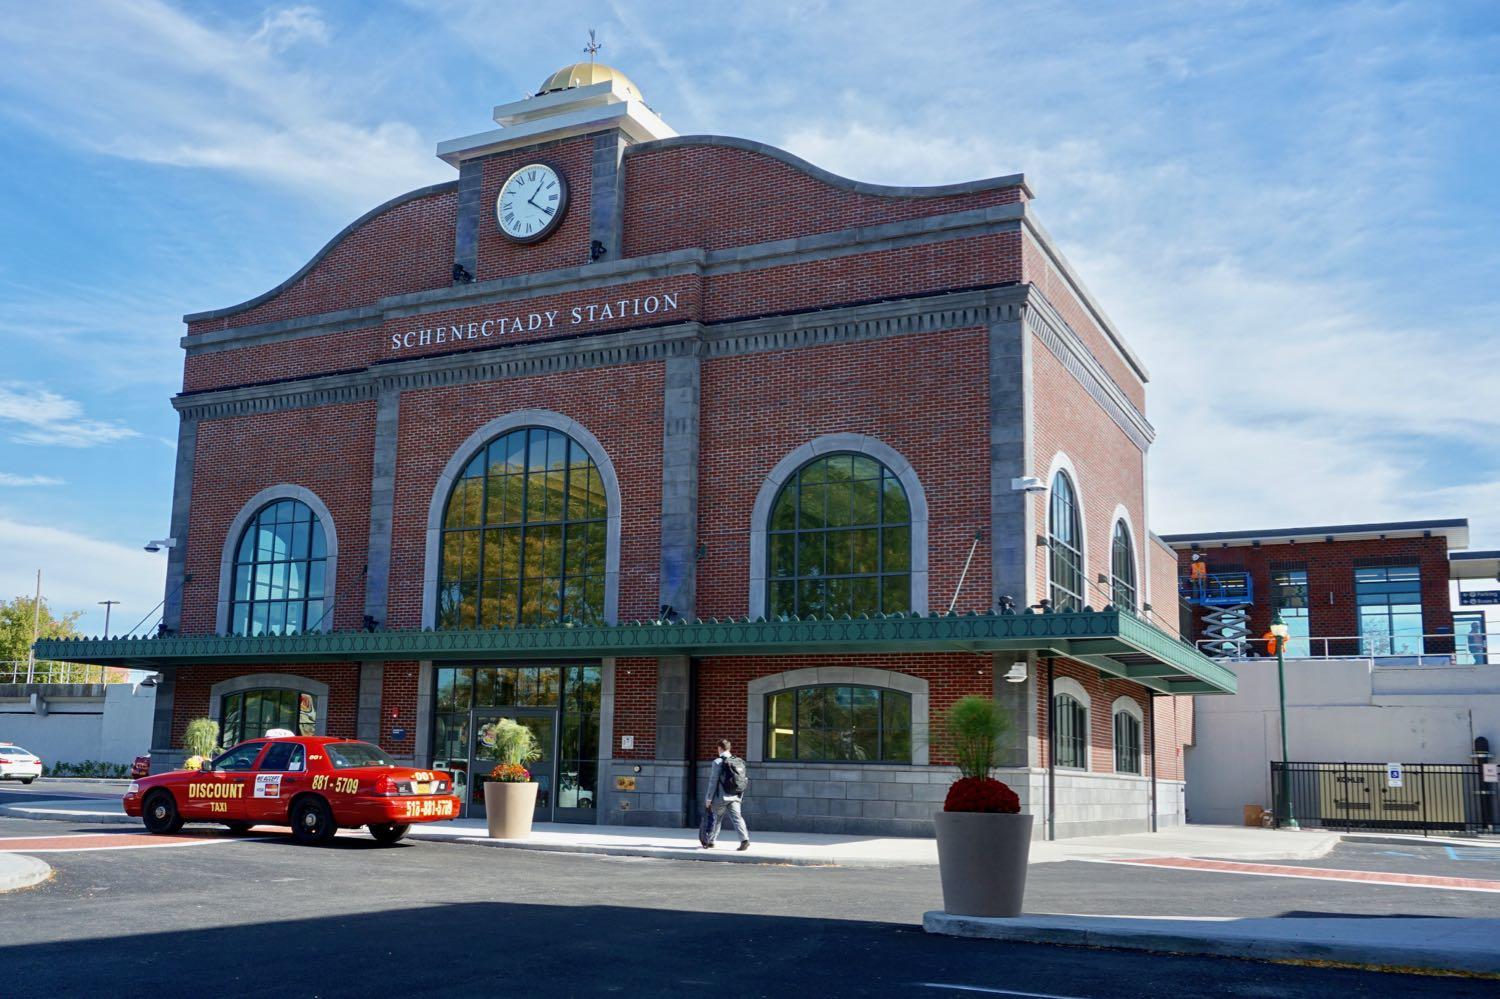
1386 762 1404 787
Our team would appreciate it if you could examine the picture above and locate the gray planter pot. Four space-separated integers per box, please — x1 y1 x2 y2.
934 810 1034 917
483 780 539 839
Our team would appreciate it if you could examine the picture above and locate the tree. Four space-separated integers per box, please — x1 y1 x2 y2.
0 595 85 681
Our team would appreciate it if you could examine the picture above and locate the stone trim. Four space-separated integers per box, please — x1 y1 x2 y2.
630 134 1034 200
162 416 198 634
184 180 459 324
215 485 340 636
453 161 482 283
1025 293 1154 449
419 410 622 628
747 434 929 619
207 672 330 737
745 666 930 766
363 389 400 624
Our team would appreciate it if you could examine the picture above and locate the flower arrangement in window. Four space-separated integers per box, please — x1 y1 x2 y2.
941 696 1019 813
489 763 532 783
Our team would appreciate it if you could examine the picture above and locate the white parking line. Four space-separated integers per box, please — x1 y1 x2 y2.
917 985 1093 998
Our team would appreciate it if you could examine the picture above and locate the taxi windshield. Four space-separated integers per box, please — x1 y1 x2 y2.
326 742 394 769
0 746 32 757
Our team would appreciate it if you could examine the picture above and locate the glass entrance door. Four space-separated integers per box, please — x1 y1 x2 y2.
470 711 556 822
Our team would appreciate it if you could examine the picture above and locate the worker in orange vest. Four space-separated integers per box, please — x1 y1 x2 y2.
1263 630 1282 656
1189 553 1208 598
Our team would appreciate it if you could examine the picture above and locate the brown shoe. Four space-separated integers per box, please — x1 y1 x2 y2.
738 840 750 851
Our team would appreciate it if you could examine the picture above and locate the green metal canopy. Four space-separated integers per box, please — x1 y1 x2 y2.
33 610 1235 695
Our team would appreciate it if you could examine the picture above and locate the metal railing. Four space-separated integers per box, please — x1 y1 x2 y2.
1271 761 1497 835
1196 631 1492 665
0 661 127 685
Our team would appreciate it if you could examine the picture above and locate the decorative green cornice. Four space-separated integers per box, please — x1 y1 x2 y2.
33 610 1234 694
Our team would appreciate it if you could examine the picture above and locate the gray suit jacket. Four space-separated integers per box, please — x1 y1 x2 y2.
706 754 742 805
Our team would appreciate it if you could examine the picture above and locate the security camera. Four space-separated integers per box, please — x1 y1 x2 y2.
1010 476 1047 493
144 538 176 553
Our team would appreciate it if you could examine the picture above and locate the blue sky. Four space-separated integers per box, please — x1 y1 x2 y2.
0 1 1497 636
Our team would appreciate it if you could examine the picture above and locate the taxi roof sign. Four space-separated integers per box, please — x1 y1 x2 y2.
264 728 295 738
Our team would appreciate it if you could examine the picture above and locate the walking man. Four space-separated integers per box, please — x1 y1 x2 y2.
702 738 751 851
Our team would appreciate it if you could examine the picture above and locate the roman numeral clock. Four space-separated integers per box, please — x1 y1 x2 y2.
496 162 568 243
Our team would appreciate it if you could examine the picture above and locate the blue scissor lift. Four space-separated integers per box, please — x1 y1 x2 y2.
1180 570 1255 657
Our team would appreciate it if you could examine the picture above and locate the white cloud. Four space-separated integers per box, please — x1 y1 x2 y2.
0 473 63 487
0 383 139 448
250 6 330 52
0 515 166 637
0 1 444 209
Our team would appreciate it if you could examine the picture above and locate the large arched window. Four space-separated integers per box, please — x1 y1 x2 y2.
230 499 329 636
1113 697 1143 774
220 688 316 746
764 685 913 763
437 427 608 629
767 453 911 618
1111 520 1137 611
1048 471 1083 611
1054 690 1089 769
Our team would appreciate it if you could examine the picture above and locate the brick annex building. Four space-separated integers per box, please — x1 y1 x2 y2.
44 61 1234 838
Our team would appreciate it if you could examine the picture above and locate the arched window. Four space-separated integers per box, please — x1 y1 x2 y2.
764 685 912 763
767 453 911 618
1111 520 1137 611
220 688 316 746
1113 701 1143 774
230 499 329 636
1048 471 1083 611
437 427 608 629
1054 692 1088 769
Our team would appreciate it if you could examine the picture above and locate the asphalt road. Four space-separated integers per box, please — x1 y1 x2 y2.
3 815 1496 998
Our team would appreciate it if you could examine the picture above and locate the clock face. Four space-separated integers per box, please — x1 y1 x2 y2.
496 162 568 243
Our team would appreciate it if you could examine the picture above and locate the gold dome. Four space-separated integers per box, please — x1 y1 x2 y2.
537 61 642 101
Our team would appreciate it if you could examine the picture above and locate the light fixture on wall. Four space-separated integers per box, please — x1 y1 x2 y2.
143 538 176 553
1004 660 1028 683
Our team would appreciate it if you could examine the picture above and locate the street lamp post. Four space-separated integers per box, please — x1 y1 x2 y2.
1271 610 1298 830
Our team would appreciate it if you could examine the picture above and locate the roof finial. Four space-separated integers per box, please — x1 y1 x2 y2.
584 28 602 64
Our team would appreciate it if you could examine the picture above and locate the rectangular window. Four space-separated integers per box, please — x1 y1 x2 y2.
1113 712 1141 774
1270 568 1310 657
763 685 912 764
1054 696 1088 769
1355 565 1424 657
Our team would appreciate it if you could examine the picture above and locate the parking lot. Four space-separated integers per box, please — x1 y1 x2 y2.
4 796 1499 997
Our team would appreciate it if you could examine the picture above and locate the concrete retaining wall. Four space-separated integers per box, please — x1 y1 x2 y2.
0 683 156 766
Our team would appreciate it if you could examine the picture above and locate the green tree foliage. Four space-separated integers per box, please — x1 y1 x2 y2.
944 696 1011 780
0 595 84 678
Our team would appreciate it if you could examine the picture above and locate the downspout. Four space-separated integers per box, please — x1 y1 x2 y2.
685 656 700 828
1046 656 1056 841
1148 693 1158 833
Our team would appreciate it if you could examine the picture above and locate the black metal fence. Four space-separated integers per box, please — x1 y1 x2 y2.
1270 762 1498 836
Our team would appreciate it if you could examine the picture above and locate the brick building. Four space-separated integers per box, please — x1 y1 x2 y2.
1161 519 1466 661
40 61 1231 838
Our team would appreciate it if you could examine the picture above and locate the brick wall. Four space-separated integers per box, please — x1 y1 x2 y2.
694 653 993 764
623 141 1024 257
182 401 376 635
169 662 361 748
384 362 664 628
476 137 597 282
1148 534 1183 637
1152 694 1193 782
1035 657 1162 775
186 188 456 335
611 658 657 760
1175 536 1454 651
697 327 992 618
1029 341 1146 611
380 661 421 754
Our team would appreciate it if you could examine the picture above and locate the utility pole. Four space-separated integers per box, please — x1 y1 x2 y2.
26 569 41 684
99 600 122 685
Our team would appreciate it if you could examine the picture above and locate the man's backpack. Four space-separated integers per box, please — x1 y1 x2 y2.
719 755 749 797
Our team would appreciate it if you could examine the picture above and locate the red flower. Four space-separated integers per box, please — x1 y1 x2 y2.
943 776 1021 813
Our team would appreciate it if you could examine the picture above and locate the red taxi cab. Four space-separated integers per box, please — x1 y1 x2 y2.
123 735 460 845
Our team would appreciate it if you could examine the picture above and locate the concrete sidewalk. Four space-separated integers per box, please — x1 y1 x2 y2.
924 911 1500 976
0 796 1342 867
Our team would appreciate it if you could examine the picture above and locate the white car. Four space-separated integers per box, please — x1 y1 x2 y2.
0 744 41 783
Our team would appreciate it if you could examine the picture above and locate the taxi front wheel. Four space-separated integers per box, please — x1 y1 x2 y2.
368 823 410 846
290 796 337 845
142 791 184 835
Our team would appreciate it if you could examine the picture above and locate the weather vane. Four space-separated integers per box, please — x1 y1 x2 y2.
584 28 602 63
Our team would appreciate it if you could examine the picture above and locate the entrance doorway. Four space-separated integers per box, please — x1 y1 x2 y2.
431 663 601 825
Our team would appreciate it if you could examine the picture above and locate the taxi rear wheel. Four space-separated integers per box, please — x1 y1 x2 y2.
368 823 410 846
291 796 337 845
142 791 184 834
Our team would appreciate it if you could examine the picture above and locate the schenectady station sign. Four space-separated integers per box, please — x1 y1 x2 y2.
390 291 681 352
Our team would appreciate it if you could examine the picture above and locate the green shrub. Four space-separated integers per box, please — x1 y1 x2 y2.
41 760 130 778
945 696 1010 780
183 717 221 759
488 718 541 766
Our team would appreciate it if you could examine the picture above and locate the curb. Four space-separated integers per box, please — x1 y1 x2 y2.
0 804 131 825
0 854 53 893
416 832 851 866
922 911 1500 976
1341 833 1500 850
